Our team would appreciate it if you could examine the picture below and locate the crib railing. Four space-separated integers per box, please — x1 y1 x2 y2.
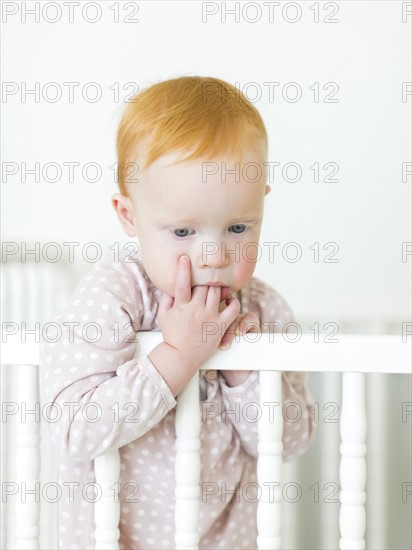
1 333 410 550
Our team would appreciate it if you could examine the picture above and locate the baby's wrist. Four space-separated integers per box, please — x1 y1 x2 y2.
148 342 201 396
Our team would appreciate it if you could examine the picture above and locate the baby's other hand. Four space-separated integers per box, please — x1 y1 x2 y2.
217 311 260 387
218 312 260 350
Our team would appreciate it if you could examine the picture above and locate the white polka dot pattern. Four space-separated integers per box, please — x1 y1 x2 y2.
39 250 314 549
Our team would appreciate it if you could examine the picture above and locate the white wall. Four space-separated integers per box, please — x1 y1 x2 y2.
2 1 411 324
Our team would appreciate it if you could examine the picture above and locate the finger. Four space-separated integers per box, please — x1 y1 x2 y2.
191 284 209 304
219 296 241 327
219 312 259 350
239 313 260 334
173 255 192 305
157 293 174 323
204 285 224 309
218 318 238 349
219 286 232 303
159 292 174 313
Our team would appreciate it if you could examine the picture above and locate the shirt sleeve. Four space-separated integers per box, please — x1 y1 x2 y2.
39 257 177 462
217 370 260 458
216 280 316 461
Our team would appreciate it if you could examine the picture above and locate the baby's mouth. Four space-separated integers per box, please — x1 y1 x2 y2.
193 284 233 302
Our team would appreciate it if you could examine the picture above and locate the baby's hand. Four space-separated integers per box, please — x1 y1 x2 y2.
157 255 240 370
218 312 260 387
218 312 260 350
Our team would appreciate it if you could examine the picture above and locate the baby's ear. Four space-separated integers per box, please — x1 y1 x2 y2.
111 193 137 237
265 184 271 196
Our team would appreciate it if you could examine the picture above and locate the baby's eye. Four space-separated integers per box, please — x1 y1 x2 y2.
173 228 192 238
229 224 247 234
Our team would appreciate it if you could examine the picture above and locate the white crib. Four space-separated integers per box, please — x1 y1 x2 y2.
1 332 410 550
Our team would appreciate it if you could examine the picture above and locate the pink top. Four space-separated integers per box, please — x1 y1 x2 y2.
39 250 315 550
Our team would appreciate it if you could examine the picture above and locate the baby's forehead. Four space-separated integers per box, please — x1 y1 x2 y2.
132 180 265 229
129 148 267 204
143 156 266 185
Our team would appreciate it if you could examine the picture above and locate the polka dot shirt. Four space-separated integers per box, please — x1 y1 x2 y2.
39 250 315 549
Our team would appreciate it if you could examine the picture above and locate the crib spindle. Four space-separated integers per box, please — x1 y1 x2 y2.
94 449 121 549
339 373 367 550
5 333 409 550
174 372 201 549
16 365 41 550
257 371 283 550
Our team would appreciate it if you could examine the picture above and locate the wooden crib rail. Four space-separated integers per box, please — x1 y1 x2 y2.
1 333 410 550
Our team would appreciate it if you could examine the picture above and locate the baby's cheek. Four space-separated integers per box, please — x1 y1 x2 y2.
141 246 177 296
242 241 260 264
236 252 258 286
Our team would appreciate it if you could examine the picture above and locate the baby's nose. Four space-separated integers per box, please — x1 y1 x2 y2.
199 242 229 268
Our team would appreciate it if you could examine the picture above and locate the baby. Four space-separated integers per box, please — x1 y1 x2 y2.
39 76 314 550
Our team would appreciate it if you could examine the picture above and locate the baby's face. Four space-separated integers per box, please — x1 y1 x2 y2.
114 150 270 298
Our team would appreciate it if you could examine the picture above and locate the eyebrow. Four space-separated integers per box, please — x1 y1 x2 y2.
170 218 261 226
